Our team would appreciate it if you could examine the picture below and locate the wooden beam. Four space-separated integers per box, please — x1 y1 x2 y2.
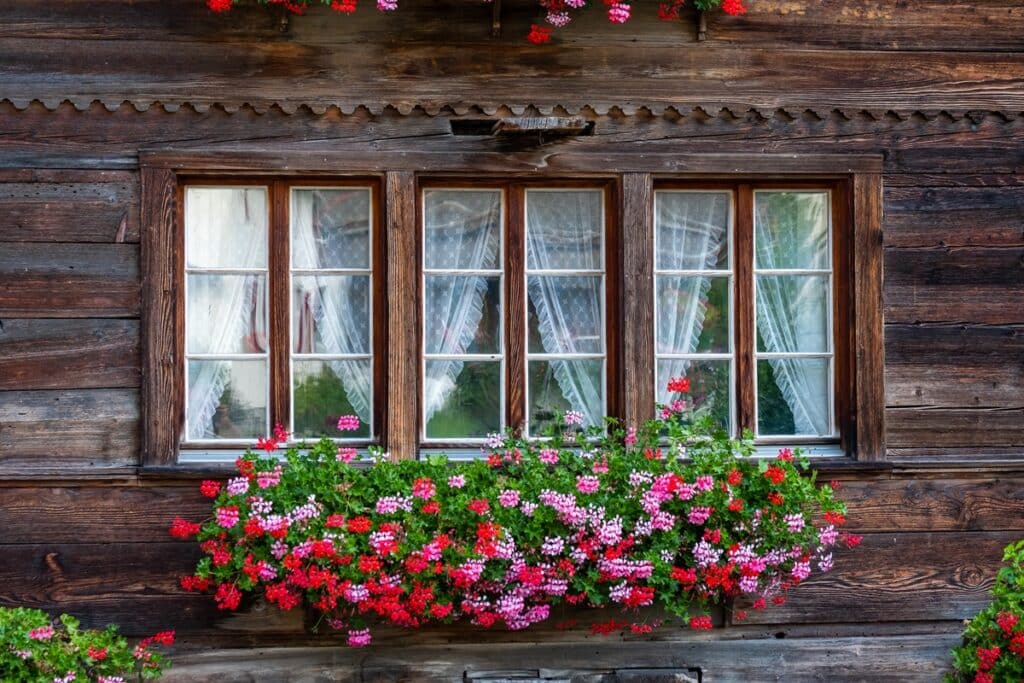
620 173 654 426
140 165 181 466
853 173 886 460
384 171 418 461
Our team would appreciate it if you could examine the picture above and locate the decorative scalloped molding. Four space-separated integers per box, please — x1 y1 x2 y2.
2 97 1023 124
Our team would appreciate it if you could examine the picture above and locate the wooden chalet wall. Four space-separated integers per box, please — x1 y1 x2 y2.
1 0 1023 680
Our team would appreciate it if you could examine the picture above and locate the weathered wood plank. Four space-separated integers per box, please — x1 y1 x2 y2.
0 243 139 317
884 323 1024 409
840 477 1024 532
853 174 885 460
140 166 181 466
883 246 1024 325
887 406 1024 448
739 530 1018 625
158 634 959 682
620 173 654 425
885 184 1024 249
0 180 139 243
0 485 206 543
0 541 215 633
0 389 139 465
384 171 418 461
0 319 140 390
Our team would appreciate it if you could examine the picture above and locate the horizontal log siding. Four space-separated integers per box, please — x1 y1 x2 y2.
0 1 1022 676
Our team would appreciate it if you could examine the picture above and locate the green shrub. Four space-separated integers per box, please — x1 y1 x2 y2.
0 607 171 683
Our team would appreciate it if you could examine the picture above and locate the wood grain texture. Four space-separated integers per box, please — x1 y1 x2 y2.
384 171 418 460
0 319 139 390
887 407 1024 448
0 179 139 243
853 173 886 460
0 389 138 466
0 242 139 317
154 634 960 682
738 530 1018 624
140 166 180 465
619 173 654 426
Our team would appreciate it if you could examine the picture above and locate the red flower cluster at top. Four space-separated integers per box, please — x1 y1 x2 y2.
204 0 753 42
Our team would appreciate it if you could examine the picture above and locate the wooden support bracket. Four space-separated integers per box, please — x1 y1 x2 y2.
697 9 707 41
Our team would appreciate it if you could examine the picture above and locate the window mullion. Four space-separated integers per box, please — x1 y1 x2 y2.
269 180 291 435
506 184 526 432
734 183 756 436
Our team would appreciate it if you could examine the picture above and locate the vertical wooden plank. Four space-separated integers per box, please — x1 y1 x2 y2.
269 181 290 434
141 166 180 466
832 180 854 455
506 185 526 432
385 172 418 461
620 173 654 426
734 184 755 435
853 173 886 460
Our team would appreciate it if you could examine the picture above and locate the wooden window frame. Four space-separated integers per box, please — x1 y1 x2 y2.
141 151 883 466
651 180 849 449
417 178 620 449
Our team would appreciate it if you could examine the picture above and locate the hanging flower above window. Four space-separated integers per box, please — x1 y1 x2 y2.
204 0 749 41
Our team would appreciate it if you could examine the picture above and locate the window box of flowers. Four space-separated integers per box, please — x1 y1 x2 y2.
169 378 858 646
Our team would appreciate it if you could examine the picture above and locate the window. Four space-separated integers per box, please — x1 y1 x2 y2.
179 181 381 449
420 183 613 443
142 156 882 465
654 184 843 442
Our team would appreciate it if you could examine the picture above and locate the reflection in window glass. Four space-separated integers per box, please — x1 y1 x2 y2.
291 187 375 439
422 189 504 441
754 191 833 437
654 190 733 433
525 189 606 434
183 187 269 442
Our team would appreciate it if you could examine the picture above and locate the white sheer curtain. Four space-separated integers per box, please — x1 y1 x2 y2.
185 188 267 440
755 193 831 435
423 193 501 423
292 190 372 424
526 191 604 426
655 192 730 405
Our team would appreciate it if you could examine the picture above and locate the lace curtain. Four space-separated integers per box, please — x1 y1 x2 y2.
292 190 373 424
655 192 730 406
526 191 605 427
754 193 831 435
422 192 501 423
185 188 268 440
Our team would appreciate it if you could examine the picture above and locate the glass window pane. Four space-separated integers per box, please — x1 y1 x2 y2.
656 275 730 354
424 360 501 439
293 359 372 439
755 275 830 353
424 275 501 355
656 359 731 432
656 191 731 271
528 359 603 435
757 358 831 436
424 190 502 271
755 192 830 270
527 275 603 354
292 189 371 270
292 275 370 355
526 190 603 270
186 359 267 440
186 273 267 354
185 187 267 269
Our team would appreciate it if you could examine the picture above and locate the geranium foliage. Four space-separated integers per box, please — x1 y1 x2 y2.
171 380 857 647
204 0 748 43
948 539 1024 682
0 607 172 683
